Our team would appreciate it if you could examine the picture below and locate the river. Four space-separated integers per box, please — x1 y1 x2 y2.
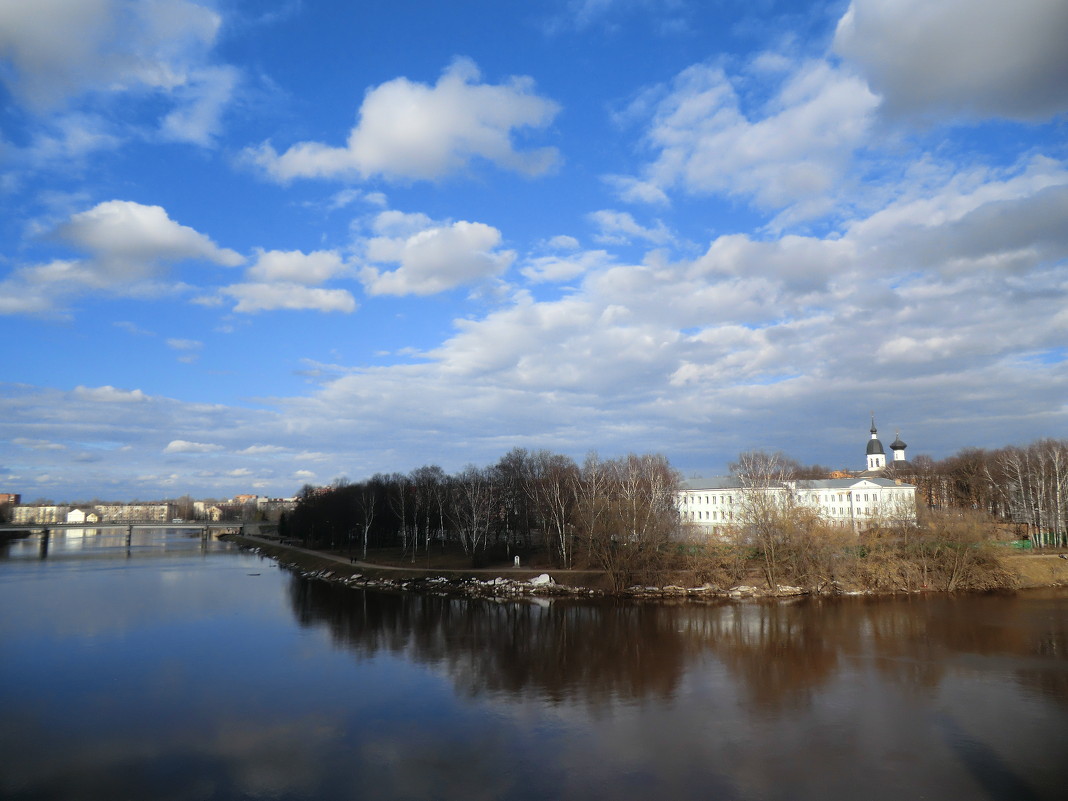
1 528 1065 800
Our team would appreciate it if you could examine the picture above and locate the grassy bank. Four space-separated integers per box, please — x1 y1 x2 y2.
223 533 1067 597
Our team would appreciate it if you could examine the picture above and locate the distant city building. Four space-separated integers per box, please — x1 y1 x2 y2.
66 508 101 524
678 418 917 538
12 505 71 524
0 493 21 506
92 504 174 523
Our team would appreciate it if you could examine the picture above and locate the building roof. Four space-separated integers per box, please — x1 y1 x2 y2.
680 477 742 491
680 476 915 491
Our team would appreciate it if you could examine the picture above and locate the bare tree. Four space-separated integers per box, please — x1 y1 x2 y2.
451 464 495 560
729 450 799 589
527 450 579 567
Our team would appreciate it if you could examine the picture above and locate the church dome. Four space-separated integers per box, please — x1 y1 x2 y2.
866 438 885 455
891 435 907 450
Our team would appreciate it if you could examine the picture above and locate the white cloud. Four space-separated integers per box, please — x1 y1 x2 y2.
360 219 515 296
164 440 224 454
159 64 239 145
269 154 1068 470
0 0 223 109
545 235 580 251
248 58 560 183
14 438 66 451
240 445 287 455
638 60 879 224
222 283 357 314
589 210 673 245
834 0 1068 121
20 113 123 164
603 174 670 205
73 385 148 402
1 200 243 315
0 0 237 154
55 200 242 271
521 249 614 283
246 249 347 285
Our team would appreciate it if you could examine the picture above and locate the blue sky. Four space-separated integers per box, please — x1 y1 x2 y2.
2 0 1066 502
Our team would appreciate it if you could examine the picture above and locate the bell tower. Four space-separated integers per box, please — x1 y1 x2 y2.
866 415 886 471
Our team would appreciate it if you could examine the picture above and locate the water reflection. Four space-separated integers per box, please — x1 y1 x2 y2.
0 526 226 562
2 535 1066 801
288 580 692 703
287 578 1068 711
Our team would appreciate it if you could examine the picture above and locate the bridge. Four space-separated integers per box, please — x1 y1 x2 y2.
0 522 258 560
0 521 248 535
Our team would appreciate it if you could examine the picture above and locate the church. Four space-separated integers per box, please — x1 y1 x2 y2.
677 418 918 538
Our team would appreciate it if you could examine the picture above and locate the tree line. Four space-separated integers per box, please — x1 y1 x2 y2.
284 448 681 588
284 437 1067 593
888 438 1068 548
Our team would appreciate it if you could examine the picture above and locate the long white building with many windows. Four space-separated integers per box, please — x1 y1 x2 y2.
678 419 917 537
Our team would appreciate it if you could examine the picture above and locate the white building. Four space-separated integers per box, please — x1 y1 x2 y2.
11 505 71 524
92 504 174 522
678 419 917 537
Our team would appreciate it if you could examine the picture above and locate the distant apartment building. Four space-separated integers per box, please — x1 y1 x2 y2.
12 505 72 524
92 504 175 522
0 493 21 506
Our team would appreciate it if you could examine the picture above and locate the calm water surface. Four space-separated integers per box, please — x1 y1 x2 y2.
1 529 1066 800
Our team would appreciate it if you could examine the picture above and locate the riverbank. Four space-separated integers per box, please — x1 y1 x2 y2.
1002 552 1068 588
224 532 1068 599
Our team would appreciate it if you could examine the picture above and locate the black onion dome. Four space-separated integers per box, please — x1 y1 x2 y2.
891 434 907 450
866 438 885 455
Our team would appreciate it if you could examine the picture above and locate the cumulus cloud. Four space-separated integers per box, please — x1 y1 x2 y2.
834 0 1068 121
164 440 224 454
0 200 242 315
215 248 355 314
359 217 515 296
247 58 560 183
246 249 347 284
54 200 242 271
270 154 1068 470
0 0 238 151
636 60 878 224
221 283 357 314
521 249 614 283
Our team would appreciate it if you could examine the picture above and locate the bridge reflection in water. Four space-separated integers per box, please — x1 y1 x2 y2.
0 523 242 561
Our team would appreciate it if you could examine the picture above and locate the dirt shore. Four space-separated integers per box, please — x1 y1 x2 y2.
222 533 1068 597
1000 552 1068 588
